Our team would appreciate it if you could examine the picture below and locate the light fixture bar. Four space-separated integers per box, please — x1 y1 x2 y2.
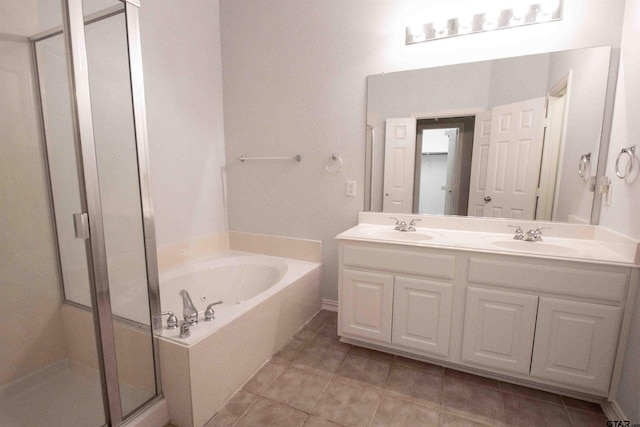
406 1 563 45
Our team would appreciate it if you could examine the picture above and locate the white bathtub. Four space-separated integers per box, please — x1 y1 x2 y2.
157 252 322 426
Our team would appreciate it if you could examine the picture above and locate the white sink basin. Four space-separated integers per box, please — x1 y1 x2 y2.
366 230 435 242
374 230 435 241
491 239 581 256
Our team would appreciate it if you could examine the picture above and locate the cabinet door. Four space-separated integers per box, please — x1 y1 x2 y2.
462 287 538 374
341 269 393 343
392 276 453 356
531 297 622 394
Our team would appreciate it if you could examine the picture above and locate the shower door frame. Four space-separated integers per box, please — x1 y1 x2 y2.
31 0 162 425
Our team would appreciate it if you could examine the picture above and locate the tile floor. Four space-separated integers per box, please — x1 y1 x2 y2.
201 310 608 427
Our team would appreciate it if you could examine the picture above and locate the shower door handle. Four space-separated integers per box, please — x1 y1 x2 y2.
73 213 90 240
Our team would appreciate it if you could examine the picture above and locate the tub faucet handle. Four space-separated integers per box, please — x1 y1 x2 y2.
179 289 198 325
159 311 178 329
204 300 224 321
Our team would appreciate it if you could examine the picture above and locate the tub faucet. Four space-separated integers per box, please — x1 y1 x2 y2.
179 289 198 325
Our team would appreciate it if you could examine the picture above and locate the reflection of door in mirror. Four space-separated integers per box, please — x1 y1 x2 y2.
382 116 475 214
468 97 547 219
414 118 475 216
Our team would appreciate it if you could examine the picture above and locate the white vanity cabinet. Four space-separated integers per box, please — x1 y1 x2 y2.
341 269 393 343
530 298 622 392
461 287 538 375
337 239 636 399
392 277 453 356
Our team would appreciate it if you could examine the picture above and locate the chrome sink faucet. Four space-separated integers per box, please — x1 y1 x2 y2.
179 289 198 325
390 217 421 232
509 225 544 242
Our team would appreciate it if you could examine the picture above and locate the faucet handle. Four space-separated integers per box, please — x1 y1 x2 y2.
408 218 422 231
204 300 224 321
159 311 178 329
508 224 524 239
390 217 402 230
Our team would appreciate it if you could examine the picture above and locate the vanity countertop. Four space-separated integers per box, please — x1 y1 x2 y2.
336 214 640 267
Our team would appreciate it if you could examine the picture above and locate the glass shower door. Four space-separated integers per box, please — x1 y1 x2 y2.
83 1 159 417
31 0 161 424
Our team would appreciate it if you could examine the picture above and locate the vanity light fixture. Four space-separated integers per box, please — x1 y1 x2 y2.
405 0 563 45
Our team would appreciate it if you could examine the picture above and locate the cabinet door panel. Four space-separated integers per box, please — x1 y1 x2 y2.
462 287 538 374
392 277 453 356
531 297 622 393
341 269 393 343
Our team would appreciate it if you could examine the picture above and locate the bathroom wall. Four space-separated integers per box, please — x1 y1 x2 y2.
139 0 227 255
220 0 627 302
600 0 640 422
0 0 66 385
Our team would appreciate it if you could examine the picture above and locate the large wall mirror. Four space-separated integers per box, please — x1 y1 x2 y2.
365 46 615 224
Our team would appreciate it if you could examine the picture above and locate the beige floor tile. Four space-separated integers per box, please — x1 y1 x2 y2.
294 324 320 342
262 365 333 412
371 395 439 427
566 407 610 427
302 416 342 426
394 356 444 376
438 412 494 427
442 377 505 425
336 353 391 388
348 346 395 363
293 342 348 373
385 365 442 407
204 390 258 426
562 396 605 414
236 397 307 427
444 368 500 389
499 381 564 405
274 338 307 361
503 391 571 427
313 323 352 352
242 357 289 394
311 378 381 427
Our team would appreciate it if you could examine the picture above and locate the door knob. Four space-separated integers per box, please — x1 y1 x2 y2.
484 196 492 202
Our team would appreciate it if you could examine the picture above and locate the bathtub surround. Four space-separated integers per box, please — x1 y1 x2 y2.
229 231 322 263
156 230 322 274
156 232 231 272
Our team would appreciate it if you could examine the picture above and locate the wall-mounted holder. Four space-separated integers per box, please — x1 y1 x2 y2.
578 153 591 178
615 145 636 179
325 152 343 174
238 154 301 162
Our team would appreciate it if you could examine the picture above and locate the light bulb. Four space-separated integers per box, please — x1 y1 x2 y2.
433 19 449 36
409 24 425 38
512 2 531 19
484 8 502 29
457 14 474 33
540 0 560 15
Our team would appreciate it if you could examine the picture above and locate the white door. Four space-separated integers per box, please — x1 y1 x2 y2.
392 276 453 357
462 287 538 374
468 111 492 216
383 117 417 213
531 297 622 393
483 97 546 219
341 269 393 343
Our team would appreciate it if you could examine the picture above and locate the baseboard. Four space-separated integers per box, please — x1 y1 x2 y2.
322 299 338 312
602 400 628 422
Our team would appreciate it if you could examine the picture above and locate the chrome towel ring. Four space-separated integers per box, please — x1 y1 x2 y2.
578 153 591 178
615 146 636 179
325 152 343 174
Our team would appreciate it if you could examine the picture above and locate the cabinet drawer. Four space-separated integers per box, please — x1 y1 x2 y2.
468 258 628 302
343 245 455 279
